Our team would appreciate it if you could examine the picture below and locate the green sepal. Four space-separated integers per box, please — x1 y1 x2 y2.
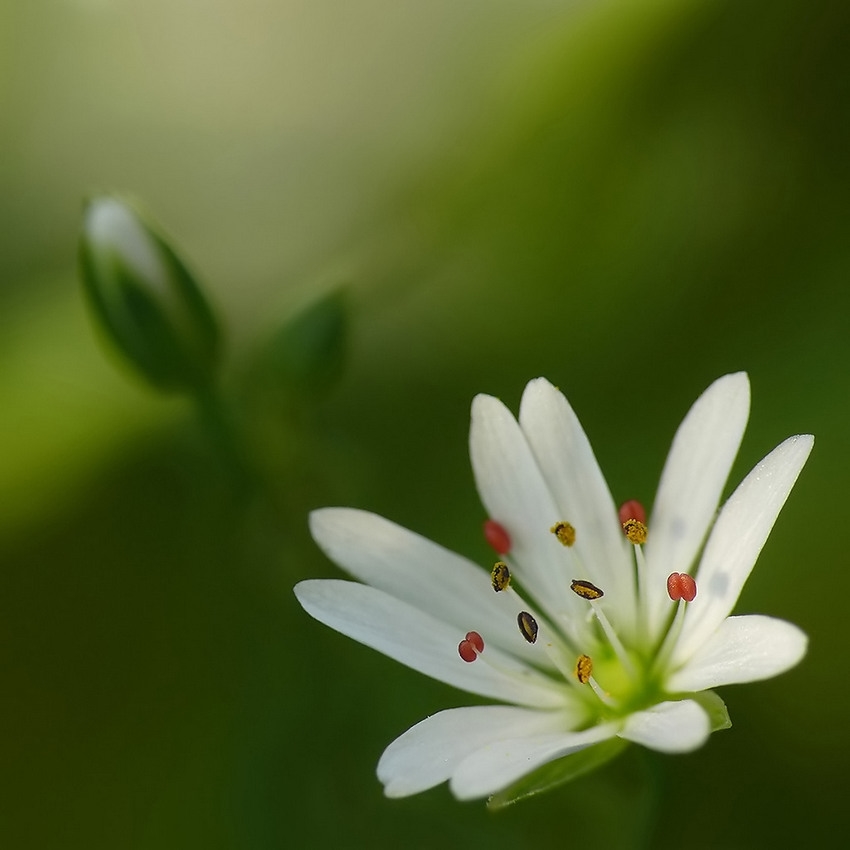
486 736 629 811
692 689 732 732
79 195 220 393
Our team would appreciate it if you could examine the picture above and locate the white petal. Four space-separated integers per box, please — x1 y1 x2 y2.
667 615 807 692
618 699 710 753
449 723 617 800
309 508 549 669
378 705 581 798
518 378 636 637
643 373 750 636
469 393 583 629
294 579 565 708
671 434 814 665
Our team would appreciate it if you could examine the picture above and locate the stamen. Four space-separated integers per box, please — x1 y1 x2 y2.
618 499 646 526
667 572 697 602
458 630 485 662
466 631 484 653
588 599 637 678
567 577 635 678
524 620 580 684
517 611 539 644
570 579 604 600
588 676 616 705
551 521 576 547
680 574 697 602
633 538 649 637
649 600 687 678
483 519 511 554
491 561 511 592
575 654 593 684
651 574 699 676
457 624 581 702
622 518 647 545
574 654 617 704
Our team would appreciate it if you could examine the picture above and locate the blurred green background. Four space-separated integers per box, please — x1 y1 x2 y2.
1 0 847 847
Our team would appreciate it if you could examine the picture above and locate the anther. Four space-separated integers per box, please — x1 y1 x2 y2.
458 630 485 662
575 654 593 684
618 499 646 526
551 521 576 547
491 561 511 592
467 630 484 652
483 519 512 554
622 518 648 545
570 579 604 600
667 572 697 603
517 611 539 644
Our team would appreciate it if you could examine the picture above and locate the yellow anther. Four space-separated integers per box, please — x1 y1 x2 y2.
550 521 576 547
575 654 593 684
570 579 604 600
622 518 648 545
491 561 511 593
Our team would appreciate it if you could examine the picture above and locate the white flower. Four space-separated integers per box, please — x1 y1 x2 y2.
294 373 812 804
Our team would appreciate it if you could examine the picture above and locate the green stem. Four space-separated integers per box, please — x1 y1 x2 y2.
193 382 256 499
635 748 666 850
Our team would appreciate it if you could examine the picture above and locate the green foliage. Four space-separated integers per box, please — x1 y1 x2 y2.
260 288 347 398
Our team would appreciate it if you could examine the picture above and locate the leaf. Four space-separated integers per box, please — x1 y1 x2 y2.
264 288 347 395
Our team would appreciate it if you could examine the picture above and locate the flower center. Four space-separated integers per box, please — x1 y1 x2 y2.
467 507 699 719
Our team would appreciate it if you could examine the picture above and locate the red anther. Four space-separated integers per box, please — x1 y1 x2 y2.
458 631 484 662
667 573 682 602
679 573 697 602
484 519 512 554
618 499 646 526
667 572 682 600
667 572 697 603
466 631 485 653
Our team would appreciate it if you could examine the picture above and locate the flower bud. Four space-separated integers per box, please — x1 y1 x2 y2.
79 195 220 392
262 288 347 396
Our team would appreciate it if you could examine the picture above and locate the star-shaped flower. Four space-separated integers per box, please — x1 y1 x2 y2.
295 373 812 805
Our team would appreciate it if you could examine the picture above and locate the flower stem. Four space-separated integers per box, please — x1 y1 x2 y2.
193 382 256 499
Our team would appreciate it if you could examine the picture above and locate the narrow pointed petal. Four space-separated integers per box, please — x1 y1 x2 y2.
643 373 750 635
668 615 807 692
618 699 710 753
309 508 549 668
470 393 582 626
519 378 636 636
449 723 617 800
671 434 814 665
294 579 565 708
378 705 582 798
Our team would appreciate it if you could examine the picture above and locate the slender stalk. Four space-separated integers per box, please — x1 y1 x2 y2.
193 382 256 499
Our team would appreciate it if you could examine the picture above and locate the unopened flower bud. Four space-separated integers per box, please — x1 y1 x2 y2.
79 195 220 392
